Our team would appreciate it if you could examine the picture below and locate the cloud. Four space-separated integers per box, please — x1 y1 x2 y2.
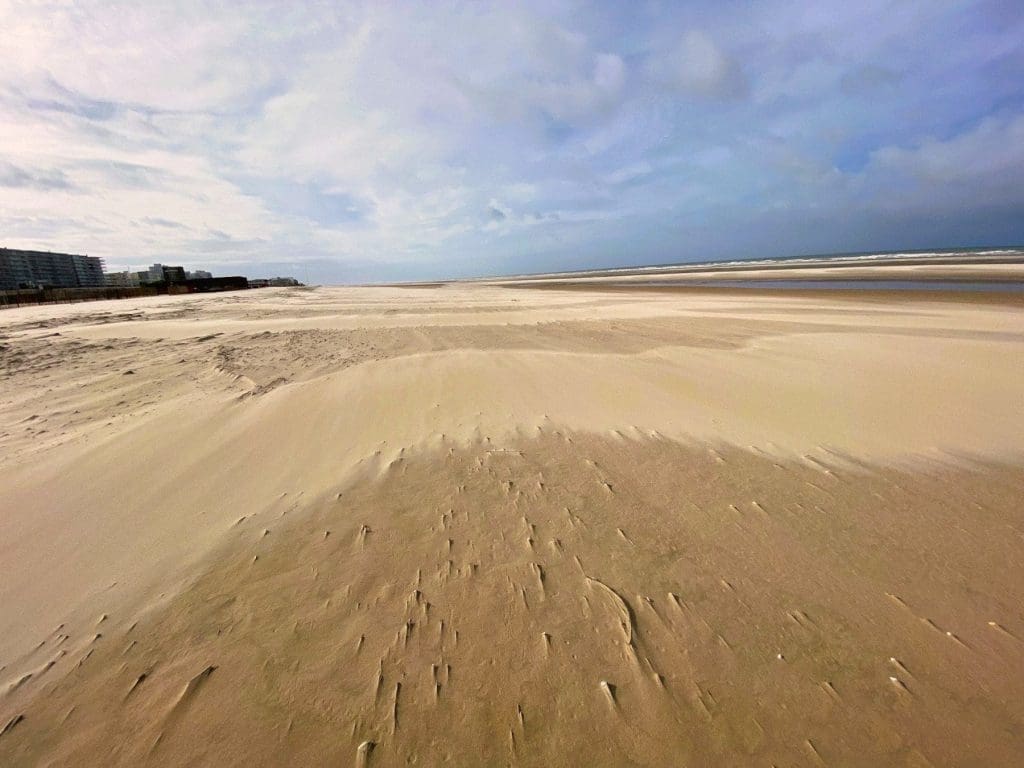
75 159 175 190
864 114 1024 209
26 81 119 121
246 180 373 227
648 30 748 100
140 217 187 229
0 1 1021 281
603 161 653 186
594 54 626 92
0 161 76 191
839 64 901 95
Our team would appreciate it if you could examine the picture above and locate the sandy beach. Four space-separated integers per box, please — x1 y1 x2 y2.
2 279 1024 766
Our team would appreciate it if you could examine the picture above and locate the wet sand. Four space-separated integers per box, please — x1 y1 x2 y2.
1 282 1023 766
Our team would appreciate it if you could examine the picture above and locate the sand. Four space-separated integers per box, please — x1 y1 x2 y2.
1 281 1023 766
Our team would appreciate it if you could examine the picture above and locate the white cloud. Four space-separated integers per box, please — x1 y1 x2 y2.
863 114 1024 209
871 115 1024 184
1 3 283 112
594 53 626 93
603 161 653 185
649 30 747 99
0 1 1021 280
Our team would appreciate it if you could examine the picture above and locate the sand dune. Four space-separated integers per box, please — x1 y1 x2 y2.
1 284 1023 765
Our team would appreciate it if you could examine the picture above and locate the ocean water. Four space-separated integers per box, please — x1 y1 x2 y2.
515 247 1024 281
631 247 1024 273
630 279 1024 292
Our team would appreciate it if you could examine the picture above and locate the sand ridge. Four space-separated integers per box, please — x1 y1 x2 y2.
2 283 1024 765
3 435 1023 766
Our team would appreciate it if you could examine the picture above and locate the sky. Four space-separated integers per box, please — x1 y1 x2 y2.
2 1 1023 283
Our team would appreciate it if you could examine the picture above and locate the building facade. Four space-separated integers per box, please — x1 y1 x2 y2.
168 276 249 294
250 276 302 288
137 264 188 284
139 264 166 283
162 265 187 283
104 270 141 287
0 248 106 290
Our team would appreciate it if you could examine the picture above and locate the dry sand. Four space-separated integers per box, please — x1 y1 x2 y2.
1 282 1023 766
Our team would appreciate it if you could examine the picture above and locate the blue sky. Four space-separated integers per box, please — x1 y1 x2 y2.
2 1 1023 282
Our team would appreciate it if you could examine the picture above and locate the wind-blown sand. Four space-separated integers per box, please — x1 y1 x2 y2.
1 282 1023 766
